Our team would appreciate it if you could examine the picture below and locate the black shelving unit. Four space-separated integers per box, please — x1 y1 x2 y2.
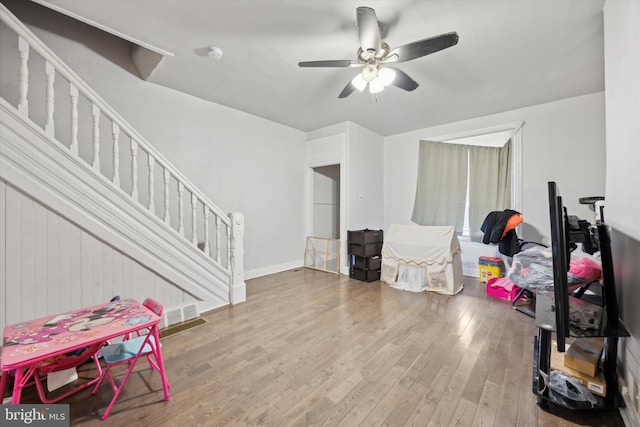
532 183 630 414
534 289 629 410
348 229 383 282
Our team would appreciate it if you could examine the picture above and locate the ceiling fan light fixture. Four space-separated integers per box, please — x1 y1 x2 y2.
361 64 378 82
383 53 399 63
297 7 459 99
378 67 396 86
369 78 385 94
351 74 367 91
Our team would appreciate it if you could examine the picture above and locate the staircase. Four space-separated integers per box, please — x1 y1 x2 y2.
0 4 245 333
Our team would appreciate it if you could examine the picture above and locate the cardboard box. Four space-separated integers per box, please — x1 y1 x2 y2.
551 341 606 397
564 338 604 377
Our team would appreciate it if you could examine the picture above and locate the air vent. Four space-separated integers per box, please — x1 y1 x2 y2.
165 308 183 326
183 303 199 321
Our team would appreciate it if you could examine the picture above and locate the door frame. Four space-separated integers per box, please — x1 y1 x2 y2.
305 134 349 274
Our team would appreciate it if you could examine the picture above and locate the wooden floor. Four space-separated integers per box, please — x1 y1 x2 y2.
15 269 625 426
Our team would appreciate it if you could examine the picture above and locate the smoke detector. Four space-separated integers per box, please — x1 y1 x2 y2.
207 46 224 60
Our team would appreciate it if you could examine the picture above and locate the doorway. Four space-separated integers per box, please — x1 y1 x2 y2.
312 165 340 238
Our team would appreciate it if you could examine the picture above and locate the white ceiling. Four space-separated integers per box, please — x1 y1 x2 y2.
23 0 605 136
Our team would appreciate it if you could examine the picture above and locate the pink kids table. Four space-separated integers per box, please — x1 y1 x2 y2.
0 298 169 406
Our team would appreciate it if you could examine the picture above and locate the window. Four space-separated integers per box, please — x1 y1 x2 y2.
411 125 522 242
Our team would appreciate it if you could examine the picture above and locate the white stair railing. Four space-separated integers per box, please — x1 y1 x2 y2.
0 4 245 305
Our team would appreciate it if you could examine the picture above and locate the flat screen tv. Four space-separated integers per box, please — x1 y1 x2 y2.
548 181 570 351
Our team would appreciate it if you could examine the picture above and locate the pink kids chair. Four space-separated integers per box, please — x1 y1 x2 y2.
91 298 169 419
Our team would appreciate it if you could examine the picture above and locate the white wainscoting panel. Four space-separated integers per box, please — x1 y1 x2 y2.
0 181 199 335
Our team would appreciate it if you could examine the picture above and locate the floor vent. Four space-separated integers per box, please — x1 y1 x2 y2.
161 317 207 338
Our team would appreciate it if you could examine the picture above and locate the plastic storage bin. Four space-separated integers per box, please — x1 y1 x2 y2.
486 277 521 301
350 267 381 282
478 256 504 283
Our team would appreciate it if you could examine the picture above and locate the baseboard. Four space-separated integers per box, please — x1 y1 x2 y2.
463 267 479 277
231 280 246 304
245 260 304 280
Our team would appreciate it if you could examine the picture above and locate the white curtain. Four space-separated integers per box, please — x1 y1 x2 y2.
411 140 468 233
468 139 512 241
394 265 427 292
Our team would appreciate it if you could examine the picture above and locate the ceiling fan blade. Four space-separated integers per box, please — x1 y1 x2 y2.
388 67 419 92
388 32 459 63
338 80 357 98
356 6 381 53
298 60 358 68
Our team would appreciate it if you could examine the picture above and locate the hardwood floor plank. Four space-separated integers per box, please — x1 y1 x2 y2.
408 296 498 426
334 365 407 427
448 397 478 427
471 380 501 426
381 333 462 425
335 321 450 426
421 347 481 426
356 324 451 426
10 269 625 426
495 309 530 426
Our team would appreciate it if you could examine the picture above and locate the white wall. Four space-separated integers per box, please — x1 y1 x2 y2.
604 1 640 423
603 0 640 242
307 123 349 141
5 3 307 278
383 92 606 244
126 88 307 279
346 122 384 231
306 122 385 234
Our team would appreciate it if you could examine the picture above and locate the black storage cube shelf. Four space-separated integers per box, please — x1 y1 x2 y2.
347 229 383 244
348 229 383 282
352 256 382 270
348 242 382 257
350 267 381 282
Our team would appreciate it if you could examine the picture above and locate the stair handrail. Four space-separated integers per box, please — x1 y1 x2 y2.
0 4 241 287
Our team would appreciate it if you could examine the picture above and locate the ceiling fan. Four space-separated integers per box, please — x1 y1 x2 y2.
298 7 459 98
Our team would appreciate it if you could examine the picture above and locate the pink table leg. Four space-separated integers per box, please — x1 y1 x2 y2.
0 370 8 402
11 368 24 404
152 327 170 400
